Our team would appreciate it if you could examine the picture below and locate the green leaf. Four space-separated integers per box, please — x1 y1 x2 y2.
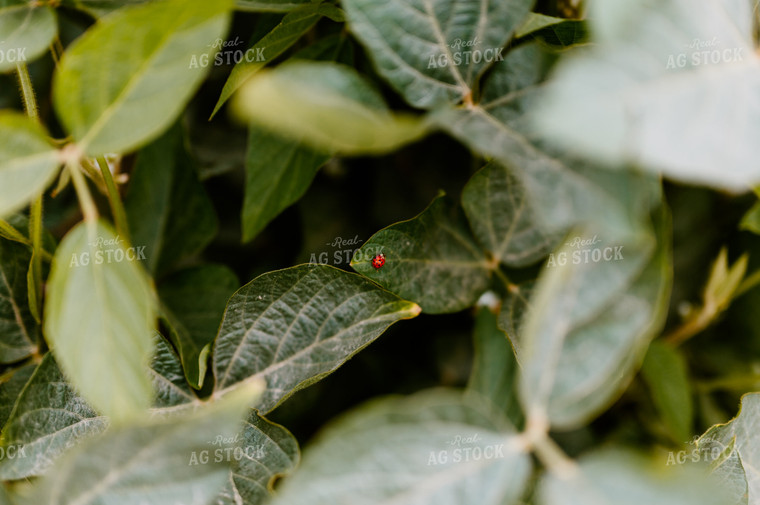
216 411 300 505
0 335 198 480
0 235 39 364
53 0 234 155
515 13 588 47
701 437 748 505
0 112 59 219
124 123 217 277
211 2 330 118
213 264 421 413
467 295 522 426
0 363 36 429
519 210 672 429
59 0 149 18
150 332 199 408
235 0 313 12
0 354 109 480
291 32 354 64
640 341 693 444
268 389 531 505
242 125 330 243
740 200 760 234
497 281 533 362
698 393 760 504
352 195 491 314
462 161 559 267
159 265 239 390
21 383 261 505
341 0 533 109
232 61 428 155
532 0 760 191
539 449 731 505
0 4 57 73
515 13 568 38
44 220 157 423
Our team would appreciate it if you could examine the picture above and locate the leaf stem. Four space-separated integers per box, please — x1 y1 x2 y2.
521 411 578 479
15 63 38 120
96 156 130 241
68 161 99 225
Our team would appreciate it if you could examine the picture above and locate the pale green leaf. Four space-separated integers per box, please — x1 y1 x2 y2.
519 210 672 429
462 161 559 267
213 264 421 413
215 412 300 505
21 383 261 505
0 235 38 364
0 112 59 219
242 125 330 243
434 43 662 237
640 340 693 444
159 265 239 390
698 393 760 504
341 0 533 109
351 195 492 314
124 123 217 277
539 449 731 505
232 61 428 155
211 2 329 117
532 0 759 191
268 389 531 505
59 0 148 18
53 0 234 155
0 4 56 73
44 220 157 423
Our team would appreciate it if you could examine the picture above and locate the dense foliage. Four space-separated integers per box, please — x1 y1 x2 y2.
0 0 758 503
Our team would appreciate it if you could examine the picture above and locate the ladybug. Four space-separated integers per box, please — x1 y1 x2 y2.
371 253 386 269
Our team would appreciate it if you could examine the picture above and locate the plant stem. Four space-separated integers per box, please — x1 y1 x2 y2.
0 219 53 262
15 63 38 120
96 156 130 241
521 411 578 479
28 196 44 323
68 162 99 225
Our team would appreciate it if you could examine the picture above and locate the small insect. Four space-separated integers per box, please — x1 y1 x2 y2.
371 253 386 269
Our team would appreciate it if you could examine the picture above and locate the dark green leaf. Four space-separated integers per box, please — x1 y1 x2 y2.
0 363 36 429
352 195 491 314
124 123 217 277
242 125 329 243
213 264 421 413
0 236 39 364
159 264 240 389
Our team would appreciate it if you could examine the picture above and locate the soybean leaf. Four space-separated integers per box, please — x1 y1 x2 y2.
433 43 662 237
291 32 354 64
341 0 532 109
352 195 491 314
0 363 36 429
44 220 157 423
232 61 428 155
462 161 559 267
159 264 240 390
640 341 693 444
467 295 522 426
0 235 38 364
0 4 56 73
268 389 531 505
211 2 332 118
497 281 533 362
53 0 234 155
20 383 261 505
532 0 759 191
539 449 730 505
519 209 672 429
702 438 748 505
242 125 330 243
515 13 588 47
59 0 148 18
0 335 198 480
213 264 421 413
698 393 760 504
515 13 567 38
0 112 59 219
124 123 217 278
215 411 300 505
150 332 199 409
0 354 109 480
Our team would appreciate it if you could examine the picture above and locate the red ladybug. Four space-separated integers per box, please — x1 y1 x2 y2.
371 253 386 269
